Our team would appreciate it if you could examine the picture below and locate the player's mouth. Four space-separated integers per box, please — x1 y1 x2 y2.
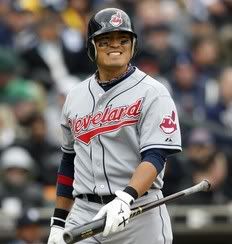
107 51 122 56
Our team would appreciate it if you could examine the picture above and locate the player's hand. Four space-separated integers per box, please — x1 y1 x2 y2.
47 226 64 244
92 190 134 236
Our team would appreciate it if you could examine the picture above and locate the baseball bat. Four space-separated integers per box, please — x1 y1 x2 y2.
63 179 210 244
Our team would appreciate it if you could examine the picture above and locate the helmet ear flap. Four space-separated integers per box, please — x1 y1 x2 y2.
87 39 97 62
131 36 137 58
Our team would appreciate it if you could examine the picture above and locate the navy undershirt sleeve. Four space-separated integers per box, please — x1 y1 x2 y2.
57 152 75 199
141 149 171 174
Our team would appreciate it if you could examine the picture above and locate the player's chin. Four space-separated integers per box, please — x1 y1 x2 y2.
106 57 129 66
105 61 126 68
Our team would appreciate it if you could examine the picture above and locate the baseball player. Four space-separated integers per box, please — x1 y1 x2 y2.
48 8 182 244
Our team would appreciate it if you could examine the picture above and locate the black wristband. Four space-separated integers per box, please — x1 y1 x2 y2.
123 186 138 200
51 208 69 228
53 208 69 220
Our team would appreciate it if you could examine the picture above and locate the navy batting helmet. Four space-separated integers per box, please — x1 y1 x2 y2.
87 8 137 61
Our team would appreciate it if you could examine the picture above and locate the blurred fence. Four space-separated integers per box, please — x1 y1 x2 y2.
1 205 232 244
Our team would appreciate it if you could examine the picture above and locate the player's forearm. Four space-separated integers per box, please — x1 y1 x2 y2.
128 161 158 198
55 196 74 211
55 152 75 212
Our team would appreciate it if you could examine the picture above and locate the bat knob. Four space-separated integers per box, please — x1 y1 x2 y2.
63 231 73 244
203 179 211 192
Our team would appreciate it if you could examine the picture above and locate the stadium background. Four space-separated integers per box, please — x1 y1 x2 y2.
0 0 231 243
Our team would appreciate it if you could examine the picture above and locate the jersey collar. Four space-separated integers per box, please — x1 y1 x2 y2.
95 64 136 88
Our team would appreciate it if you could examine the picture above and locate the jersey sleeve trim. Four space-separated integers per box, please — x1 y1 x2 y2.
61 146 75 154
140 144 182 153
141 149 167 174
57 174 74 186
56 152 75 198
57 184 74 199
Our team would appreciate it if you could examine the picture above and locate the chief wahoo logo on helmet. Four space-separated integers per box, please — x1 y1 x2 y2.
110 11 123 27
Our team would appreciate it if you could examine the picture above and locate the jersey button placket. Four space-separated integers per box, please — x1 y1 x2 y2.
96 93 104 110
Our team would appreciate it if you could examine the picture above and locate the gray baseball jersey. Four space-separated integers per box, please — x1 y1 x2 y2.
61 67 181 244
60 67 181 197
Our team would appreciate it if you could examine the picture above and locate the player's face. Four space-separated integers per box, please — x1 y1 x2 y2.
94 31 132 69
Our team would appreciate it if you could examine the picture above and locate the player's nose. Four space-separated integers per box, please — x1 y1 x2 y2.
109 38 121 47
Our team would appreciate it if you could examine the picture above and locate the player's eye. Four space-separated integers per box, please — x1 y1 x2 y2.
96 37 110 47
98 41 109 47
120 38 130 45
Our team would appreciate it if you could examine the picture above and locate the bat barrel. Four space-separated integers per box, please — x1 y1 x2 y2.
183 179 211 196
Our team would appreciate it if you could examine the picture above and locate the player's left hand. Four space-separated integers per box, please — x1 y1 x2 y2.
47 225 64 244
92 190 134 236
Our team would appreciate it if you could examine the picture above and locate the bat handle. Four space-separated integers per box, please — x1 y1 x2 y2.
63 217 105 244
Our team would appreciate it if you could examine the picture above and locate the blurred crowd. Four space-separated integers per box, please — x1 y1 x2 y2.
0 0 231 242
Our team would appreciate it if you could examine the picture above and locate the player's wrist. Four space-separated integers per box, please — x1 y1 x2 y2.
123 186 138 201
50 208 69 228
115 189 135 206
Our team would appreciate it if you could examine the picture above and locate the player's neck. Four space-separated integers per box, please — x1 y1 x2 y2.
97 65 128 83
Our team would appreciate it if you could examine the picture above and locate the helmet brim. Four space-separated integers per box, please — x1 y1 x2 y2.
89 28 137 40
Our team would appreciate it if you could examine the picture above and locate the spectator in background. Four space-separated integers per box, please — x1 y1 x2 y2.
114 0 136 16
0 48 23 103
219 24 232 66
163 152 185 197
191 35 221 80
61 0 96 78
138 22 177 77
0 47 45 140
205 0 232 28
44 78 77 147
9 209 44 244
179 127 228 204
206 67 232 151
0 146 44 217
134 0 166 31
189 18 216 41
134 51 160 78
2 5 39 50
170 53 206 121
184 0 232 27
14 113 60 185
18 11 63 89
0 105 17 152
0 0 14 47
61 0 91 34
19 10 82 91
207 67 232 131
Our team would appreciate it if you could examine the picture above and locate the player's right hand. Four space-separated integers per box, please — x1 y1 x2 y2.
47 226 64 244
92 190 134 236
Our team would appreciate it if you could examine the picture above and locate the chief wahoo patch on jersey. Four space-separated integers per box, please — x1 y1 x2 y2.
110 11 123 27
159 111 177 134
69 98 143 145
